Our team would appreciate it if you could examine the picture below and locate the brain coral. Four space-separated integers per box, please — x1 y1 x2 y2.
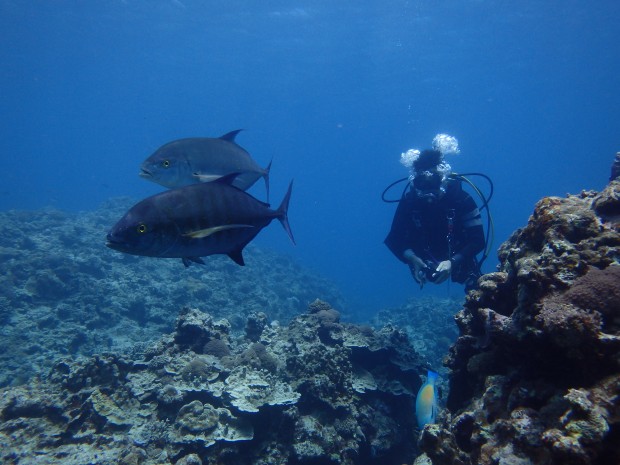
563 265 620 326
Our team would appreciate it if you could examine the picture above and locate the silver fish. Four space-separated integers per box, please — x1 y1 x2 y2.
140 129 271 200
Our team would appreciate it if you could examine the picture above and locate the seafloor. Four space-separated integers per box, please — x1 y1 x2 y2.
1 173 619 464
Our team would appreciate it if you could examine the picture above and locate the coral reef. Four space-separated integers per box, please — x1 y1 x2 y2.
0 198 344 387
418 179 620 464
6 168 618 464
0 302 425 464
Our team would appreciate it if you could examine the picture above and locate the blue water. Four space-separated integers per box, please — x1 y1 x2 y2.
1 1 618 316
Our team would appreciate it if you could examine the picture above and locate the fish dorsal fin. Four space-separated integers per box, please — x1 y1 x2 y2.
227 248 245 266
184 224 254 239
219 129 243 142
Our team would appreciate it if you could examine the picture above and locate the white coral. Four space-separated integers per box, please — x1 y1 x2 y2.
224 367 300 412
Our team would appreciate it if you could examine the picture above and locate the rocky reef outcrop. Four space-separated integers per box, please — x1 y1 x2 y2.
372 296 461 372
418 179 620 464
0 300 425 464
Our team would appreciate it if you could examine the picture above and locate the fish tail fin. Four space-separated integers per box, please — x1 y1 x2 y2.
264 159 272 203
276 180 295 245
427 370 439 383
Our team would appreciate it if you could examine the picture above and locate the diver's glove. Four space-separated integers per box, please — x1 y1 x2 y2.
432 260 452 283
404 249 428 289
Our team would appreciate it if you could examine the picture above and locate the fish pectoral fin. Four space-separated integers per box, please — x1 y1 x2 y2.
227 249 245 266
182 257 206 267
184 224 254 239
192 173 224 183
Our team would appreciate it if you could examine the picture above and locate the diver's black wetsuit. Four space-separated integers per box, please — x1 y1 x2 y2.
385 179 485 285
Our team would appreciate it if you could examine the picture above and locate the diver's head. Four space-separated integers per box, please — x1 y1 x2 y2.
399 134 459 202
412 150 450 201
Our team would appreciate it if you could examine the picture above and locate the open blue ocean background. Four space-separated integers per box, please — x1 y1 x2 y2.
1 0 618 317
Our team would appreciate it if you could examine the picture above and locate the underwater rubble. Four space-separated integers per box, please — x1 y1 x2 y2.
416 179 620 464
0 300 426 464
0 198 344 388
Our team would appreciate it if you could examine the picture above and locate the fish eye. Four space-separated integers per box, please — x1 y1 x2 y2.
162 160 170 168
137 224 147 233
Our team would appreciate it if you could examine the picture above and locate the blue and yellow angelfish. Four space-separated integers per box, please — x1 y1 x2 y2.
415 370 439 429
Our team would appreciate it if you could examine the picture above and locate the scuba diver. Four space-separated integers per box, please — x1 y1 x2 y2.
383 134 493 292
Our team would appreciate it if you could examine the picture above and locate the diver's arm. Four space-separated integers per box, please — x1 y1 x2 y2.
451 194 485 264
385 195 429 287
404 249 428 287
404 249 427 270
454 222 485 262
384 196 417 263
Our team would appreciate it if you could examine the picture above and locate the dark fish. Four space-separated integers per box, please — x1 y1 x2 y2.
140 129 271 200
106 175 294 266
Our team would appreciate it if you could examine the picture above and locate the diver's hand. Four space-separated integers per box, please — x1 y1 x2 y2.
404 249 427 289
433 260 452 283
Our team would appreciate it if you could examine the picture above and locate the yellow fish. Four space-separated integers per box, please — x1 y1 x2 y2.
415 370 439 429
